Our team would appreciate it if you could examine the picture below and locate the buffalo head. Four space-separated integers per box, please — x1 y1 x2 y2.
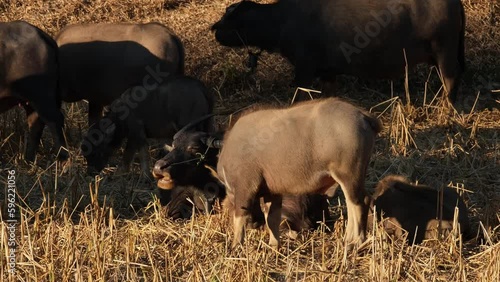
153 131 221 189
211 1 281 50
152 115 223 206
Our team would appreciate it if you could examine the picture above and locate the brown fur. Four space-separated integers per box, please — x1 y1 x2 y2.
368 175 472 244
218 97 381 248
227 102 283 131
227 98 381 132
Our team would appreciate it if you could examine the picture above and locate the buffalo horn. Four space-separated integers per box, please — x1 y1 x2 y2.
164 144 173 152
173 114 215 140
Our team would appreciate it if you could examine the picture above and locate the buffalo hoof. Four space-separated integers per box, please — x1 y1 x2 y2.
230 241 243 252
344 238 368 254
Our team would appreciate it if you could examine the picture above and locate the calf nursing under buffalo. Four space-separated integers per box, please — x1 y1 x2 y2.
0 0 475 252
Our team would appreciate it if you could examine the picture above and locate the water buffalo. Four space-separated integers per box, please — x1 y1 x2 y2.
153 128 331 232
56 22 184 125
212 0 465 103
217 98 382 248
153 128 225 212
367 175 472 244
81 76 213 176
0 21 67 162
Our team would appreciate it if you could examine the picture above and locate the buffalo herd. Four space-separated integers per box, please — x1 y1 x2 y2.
1 0 472 250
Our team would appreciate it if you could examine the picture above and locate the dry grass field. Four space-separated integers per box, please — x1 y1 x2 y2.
1 0 499 281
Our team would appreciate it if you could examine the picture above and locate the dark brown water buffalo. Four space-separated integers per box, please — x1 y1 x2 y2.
81 76 212 176
153 127 331 232
153 127 225 212
367 175 472 244
0 21 68 162
154 129 226 218
217 98 382 248
212 0 465 103
56 22 184 125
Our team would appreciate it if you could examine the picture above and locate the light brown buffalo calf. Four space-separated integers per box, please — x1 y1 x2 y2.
368 175 472 244
218 98 382 248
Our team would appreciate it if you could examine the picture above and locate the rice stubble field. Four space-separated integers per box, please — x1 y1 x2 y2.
0 0 499 281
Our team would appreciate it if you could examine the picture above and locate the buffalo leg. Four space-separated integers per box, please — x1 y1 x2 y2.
250 198 266 229
233 210 249 248
117 140 138 174
332 171 368 246
292 56 318 102
24 102 68 162
138 145 151 176
320 77 338 97
123 119 149 176
262 194 283 248
432 40 461 103
118 122 149 175
220 165 260 248
41 109 68 161
88 102 103 126
232 192 256 248
10 74 67 162
24 106 44 162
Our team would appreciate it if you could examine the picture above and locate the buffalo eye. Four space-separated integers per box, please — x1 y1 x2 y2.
187 145 201 154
